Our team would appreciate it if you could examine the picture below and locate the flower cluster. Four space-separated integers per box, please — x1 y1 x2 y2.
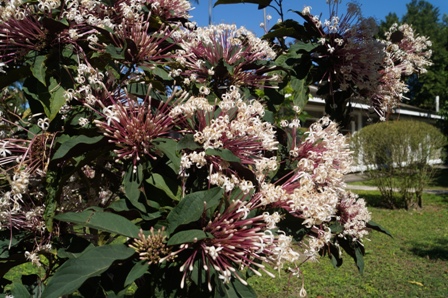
175 24 279 94
129 227 175 264
372 23 432 116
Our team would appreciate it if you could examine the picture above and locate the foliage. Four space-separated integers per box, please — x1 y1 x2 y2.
0 0 392 297
351 120 447 209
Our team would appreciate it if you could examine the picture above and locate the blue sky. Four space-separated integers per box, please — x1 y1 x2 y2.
189 0 448 37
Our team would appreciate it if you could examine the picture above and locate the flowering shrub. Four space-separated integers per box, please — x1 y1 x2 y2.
0 0 395 297
351 120 446 209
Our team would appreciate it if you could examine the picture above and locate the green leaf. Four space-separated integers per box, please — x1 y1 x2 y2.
55 210 139 238
177 134 202 151
367 221 393 238
124 262 149 287
11 282 30 297
289 76 309 110
355 246 365 274
153 138 180 173
123 163 146 212
215 276 256 298
146 173 181 201
205 148 241 163
167 187 224 234
167 229 209 246
48 77 67 120
105 44 125 60
42 244 135 298
229 278 257 298
52 135 104 160
31 55 47 86
263 19 306 41
127 83 149 97
329 222 344 234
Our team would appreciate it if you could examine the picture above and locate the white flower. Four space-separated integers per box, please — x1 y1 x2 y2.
0 141 11 157
302 6 312 15
37 118 50 131
78 117 89 127
25 251 41 267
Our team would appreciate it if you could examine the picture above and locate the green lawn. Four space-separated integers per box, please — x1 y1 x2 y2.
249 191 448 297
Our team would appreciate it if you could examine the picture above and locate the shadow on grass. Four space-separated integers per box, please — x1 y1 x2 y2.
358 192 406 209
355 190 448 209
431 167 448 188
409 238 448 261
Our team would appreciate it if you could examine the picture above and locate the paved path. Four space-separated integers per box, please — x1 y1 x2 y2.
344 173 448 195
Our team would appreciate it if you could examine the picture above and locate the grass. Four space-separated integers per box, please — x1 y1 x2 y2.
249 174 448 297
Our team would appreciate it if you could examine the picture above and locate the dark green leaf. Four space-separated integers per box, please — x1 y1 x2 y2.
355 246 365 274
177 134 202 151
11 282 30 297
167 229 209 246
123 163 146 212
263 19 305 40
47 77 67 120
55 210 139 238
105 44 125 60
42 245 135 298
127 83 149 97
52 135 104 160
146 65 171 81
205 148 241 163
167 187 224 234
124 262 149 287
329 222 344 234
153 138 180 173
367 221 393 238
31 55 47 86
289 76 309 110
230 278 257 298
329 243 343 268
146 173 181 201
